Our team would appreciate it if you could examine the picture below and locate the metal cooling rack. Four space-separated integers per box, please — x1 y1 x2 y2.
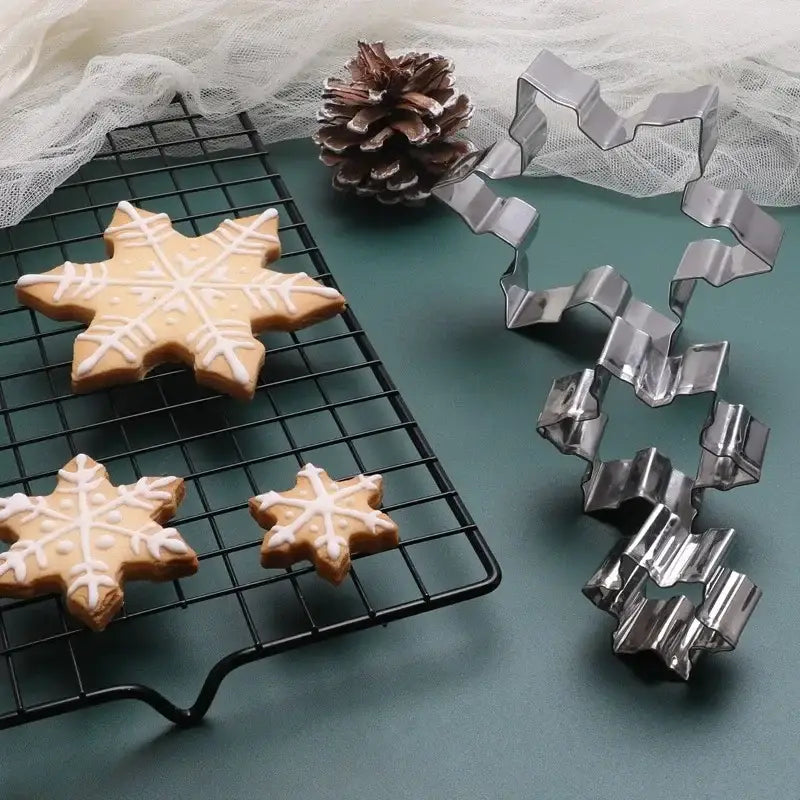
0 101 500 729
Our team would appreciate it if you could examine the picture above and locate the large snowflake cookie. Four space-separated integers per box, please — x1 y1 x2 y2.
0 454 197 630
249 463 399 584
16 201 346 399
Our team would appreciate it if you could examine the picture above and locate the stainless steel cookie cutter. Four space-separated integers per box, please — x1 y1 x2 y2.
538 380 769 528
538 371 768 677
432 49 782 332
434 50 783 678
583 503 761 680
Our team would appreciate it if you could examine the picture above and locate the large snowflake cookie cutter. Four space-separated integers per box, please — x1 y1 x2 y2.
432 49 783 333
0 454 197 631
433 50 783 678
15 202 346 399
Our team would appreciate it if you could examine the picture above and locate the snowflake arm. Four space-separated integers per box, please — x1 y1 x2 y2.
241 271 345 317
186 318 260 387
16 261 111 305
116 475 184 514
0 492 38 522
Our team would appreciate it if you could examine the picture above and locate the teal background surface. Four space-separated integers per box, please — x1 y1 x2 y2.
2 138 799 798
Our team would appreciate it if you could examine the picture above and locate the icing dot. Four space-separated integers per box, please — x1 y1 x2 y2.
239 267 248 273
110 296 121 305
96 535 115 550
59 499 73 510
165 317 175 325
338 519 348 529
285 510 295 519
230 304 239 311
106 510 122 524
190 242 201 251
298 490 309 497
309 524 319 533
91 492 105 504
55 540 74 555
40 520 56 532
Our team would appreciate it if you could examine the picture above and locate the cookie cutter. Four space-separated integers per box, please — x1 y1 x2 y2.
432 50 782 333
538 381 769 529
583 503 761 680
538 374 767 677
433 50 783 678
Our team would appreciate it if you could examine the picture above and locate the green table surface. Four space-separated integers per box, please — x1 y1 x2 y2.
3 138 800 799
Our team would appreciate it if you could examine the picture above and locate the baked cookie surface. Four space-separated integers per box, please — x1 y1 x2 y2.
249 463 399 584
0 454 197 630
16 202 346 399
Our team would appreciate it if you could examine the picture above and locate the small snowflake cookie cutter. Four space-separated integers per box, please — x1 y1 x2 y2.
538 377 766 677
433 50 783 678
582 503 761 680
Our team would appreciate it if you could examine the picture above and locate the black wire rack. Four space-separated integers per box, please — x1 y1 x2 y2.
0 101 500 729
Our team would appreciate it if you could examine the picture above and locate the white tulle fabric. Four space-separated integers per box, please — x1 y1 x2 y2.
1 0 799 226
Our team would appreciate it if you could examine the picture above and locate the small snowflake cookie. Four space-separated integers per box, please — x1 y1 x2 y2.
16 201 346 399
249 463 399 584
0 454 197 630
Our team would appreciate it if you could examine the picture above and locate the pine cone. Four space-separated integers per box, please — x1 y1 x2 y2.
314 41 475 205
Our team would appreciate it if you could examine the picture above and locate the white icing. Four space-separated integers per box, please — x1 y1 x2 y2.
255 463 392 562
145 527 188 558
314 532 346 559
16 202 342 386
0 492 35 521
16 261 107 302
0 544 32 580
0 454 187 610
75 314 157 374
186 319 255 383
107 203 175 247
205 214 280 256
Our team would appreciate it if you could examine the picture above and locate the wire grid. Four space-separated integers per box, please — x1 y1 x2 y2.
0 102 500 728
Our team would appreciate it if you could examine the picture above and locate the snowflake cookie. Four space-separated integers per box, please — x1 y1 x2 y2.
0 454 197 630
249 463 399 584
16 202 346 399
